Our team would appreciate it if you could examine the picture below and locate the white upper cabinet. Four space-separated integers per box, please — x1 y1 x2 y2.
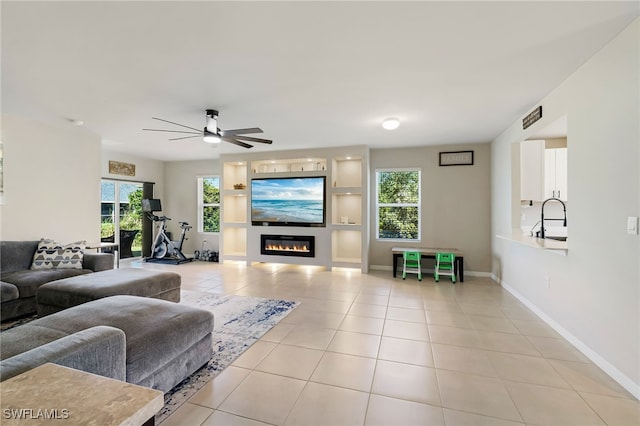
521 140 567 202
520 140 545 201
544 148 568 201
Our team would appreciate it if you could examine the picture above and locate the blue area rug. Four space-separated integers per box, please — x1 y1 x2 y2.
157 290 299 423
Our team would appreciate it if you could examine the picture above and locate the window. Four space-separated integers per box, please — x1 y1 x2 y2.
197 176 220 233
376 169 421 240
100 180 143 258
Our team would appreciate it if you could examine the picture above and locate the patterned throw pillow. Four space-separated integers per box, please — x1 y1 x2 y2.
31 239 86 270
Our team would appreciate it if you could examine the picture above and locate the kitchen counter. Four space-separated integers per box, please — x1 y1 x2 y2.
497 230 568 255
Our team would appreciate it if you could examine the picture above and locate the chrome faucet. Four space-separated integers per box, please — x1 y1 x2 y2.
540 197 567 239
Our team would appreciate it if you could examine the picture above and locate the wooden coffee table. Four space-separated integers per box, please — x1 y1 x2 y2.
1 363 163 425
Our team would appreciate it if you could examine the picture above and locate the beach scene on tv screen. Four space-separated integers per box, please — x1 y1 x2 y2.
252 177 324 223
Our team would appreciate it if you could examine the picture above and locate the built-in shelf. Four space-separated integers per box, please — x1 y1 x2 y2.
332 230 362 264
222 194 247 224
221 146 369 272
222 227 247 257
332 157 362 188
220 162 248 263
331 193 362 225
223 161 247 191
251 157 327 174
329 155 366 270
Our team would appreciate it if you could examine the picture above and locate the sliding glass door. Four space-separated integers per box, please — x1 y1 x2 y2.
101 180 143 259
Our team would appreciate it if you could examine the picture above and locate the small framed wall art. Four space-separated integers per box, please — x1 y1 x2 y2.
109 160 136 176
439 151 474 166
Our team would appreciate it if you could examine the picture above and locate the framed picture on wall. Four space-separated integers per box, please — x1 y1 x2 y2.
109 160 136 176
439 151 474 166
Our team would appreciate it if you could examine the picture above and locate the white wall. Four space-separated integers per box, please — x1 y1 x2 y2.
1 115 102 242
491 19 639 397
163 159 220 255
369 143 492 273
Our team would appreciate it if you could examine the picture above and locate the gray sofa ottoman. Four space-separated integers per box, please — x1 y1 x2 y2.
36 268 181 316
1 295 214 393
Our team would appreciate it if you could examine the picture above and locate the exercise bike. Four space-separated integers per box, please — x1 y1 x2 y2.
146 213 193 264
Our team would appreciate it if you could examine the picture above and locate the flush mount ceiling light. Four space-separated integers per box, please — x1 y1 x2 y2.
382 118 400 130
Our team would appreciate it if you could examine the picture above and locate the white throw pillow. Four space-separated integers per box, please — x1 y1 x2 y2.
31 239 86 270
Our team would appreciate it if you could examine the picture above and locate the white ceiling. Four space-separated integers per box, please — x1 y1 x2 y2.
2 1 638 161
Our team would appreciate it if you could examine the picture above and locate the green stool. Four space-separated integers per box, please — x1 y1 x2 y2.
402 251 422 281
435 252 456 283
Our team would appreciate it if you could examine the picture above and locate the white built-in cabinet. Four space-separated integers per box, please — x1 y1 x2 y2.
219 146 369 272
520 140 545 201
220 161 248 260
330 156 364 267
520 140 567 202
544 148 567 201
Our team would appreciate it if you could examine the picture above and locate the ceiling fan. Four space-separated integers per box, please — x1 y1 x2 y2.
142 109 273 149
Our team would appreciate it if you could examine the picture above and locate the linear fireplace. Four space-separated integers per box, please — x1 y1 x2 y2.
260 234 315 257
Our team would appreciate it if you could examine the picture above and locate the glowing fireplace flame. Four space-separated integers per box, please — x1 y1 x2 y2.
265 243 309 252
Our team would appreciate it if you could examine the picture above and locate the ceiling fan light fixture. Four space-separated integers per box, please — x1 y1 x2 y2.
143 109 272 148
203 135 221 144
203 129 221 144
205 109 219 133
382 118 400 130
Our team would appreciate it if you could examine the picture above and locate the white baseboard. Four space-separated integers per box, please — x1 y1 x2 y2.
370 265 393 272
494 274 640 400
465 271 492 278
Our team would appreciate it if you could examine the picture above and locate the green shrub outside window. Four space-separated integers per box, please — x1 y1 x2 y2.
376 169 420 240
199 176 220 233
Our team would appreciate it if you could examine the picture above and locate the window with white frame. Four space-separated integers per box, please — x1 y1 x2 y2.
197 176 220 233
376 169 421 240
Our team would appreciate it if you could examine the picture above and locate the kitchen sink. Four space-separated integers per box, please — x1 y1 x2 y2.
545 236 567 242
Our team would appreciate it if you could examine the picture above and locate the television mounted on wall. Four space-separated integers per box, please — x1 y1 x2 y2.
251 176 326 227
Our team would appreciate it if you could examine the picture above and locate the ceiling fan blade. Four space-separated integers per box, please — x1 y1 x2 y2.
219 127 263 137
152 117 202 132
169 135 202 141
222 137 253 149
232 135 273 144
143 128 201 134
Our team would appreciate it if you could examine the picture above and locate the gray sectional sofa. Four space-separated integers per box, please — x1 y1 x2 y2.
1 295 214 393
0 241 215 395
0 241 114 321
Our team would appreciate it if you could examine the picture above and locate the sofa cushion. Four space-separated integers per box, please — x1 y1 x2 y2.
1 269 91 298
0 324 71 360
0 241 39 274
31 239 85 270
0 282 19 303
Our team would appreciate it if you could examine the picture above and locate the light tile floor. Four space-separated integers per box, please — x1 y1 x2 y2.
124 260 639 426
